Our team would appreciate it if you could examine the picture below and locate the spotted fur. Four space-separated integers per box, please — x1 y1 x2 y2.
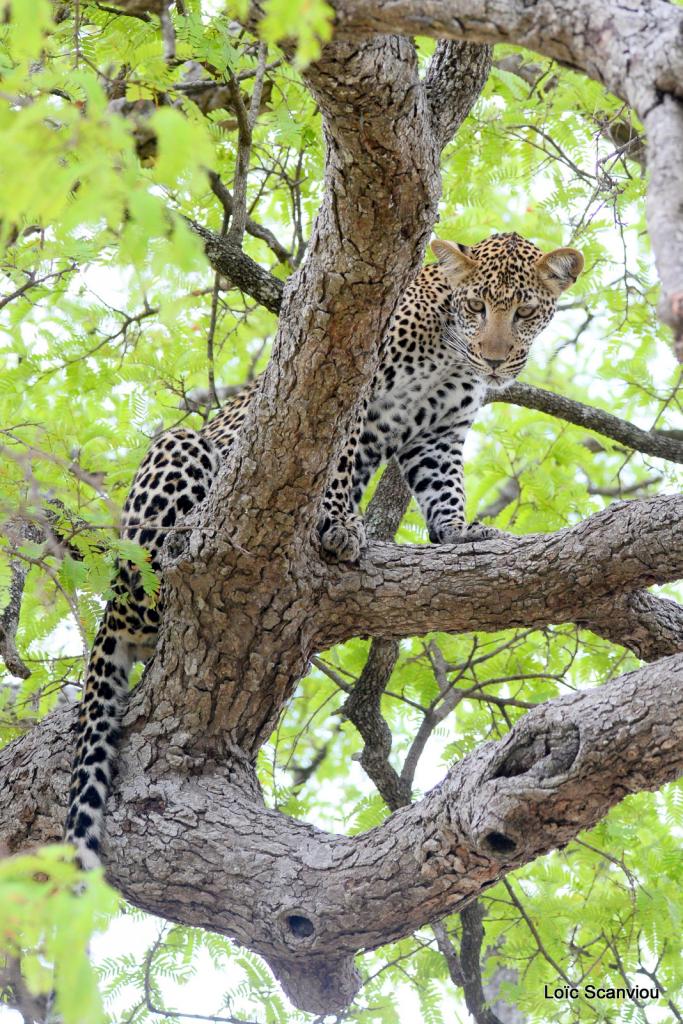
65 232 583 868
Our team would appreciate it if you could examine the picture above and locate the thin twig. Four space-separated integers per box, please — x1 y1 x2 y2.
208 172 291 262
503 879 574 985
95 2 152 22
142 930 261 1023
226 44 268 247
0 264 76 311
205 205 230 415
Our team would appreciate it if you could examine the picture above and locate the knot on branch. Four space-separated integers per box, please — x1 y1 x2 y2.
268 952 361 1016
419 716 583 876
483 831 518 856
164 530 190 563
280 911 316 944
458 717 582 864
419 812 491 883
490 718 580 782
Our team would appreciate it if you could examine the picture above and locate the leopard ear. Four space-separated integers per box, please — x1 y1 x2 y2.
535 247 584 296
431 238 477 285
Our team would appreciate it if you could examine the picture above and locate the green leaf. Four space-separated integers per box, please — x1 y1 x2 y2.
259 0 334 67
150 107 214 189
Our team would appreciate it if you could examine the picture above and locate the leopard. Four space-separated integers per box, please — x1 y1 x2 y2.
65 231 583 869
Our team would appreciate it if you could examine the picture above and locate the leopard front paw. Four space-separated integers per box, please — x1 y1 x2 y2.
317 514 367 562
429 522 507 544
463 522 509 542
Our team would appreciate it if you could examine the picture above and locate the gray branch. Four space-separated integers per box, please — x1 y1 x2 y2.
1 651 682 1014
0 520 44 679
459 903 506 1024
320 494 683 647
340 638 406 808
485 381 683 465
576 590 683 662
208 172 292 263
425 40 492 147
186 218 284 315
644 97 683 358
324 0 683 113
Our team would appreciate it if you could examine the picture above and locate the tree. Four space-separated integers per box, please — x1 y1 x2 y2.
1 0 682 1021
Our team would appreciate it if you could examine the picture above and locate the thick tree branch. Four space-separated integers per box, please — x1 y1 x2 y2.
2 652 682 1013
333 387 683 682
424 40 492 147
577 590 683 663
136 36 493 763
205 35 442 548
323 0 683 112
318 494 683 644
644 97 683 358
190 38 495 557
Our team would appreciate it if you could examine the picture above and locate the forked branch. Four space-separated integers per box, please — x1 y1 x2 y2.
0 650 681 1013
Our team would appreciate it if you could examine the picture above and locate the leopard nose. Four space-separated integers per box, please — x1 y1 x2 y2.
485 358 505 369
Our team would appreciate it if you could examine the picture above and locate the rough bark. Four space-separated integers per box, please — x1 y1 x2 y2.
2 653 682 1012
318 495 683 644
134 35 491 765
319 0 683 112
577 590 683 663
202 34 489 541
643 97 683 357
187 218 285 315
458 902 507 1024
362 465 683 664
3 2 683 1015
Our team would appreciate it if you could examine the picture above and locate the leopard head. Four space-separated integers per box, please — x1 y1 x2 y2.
431 232 584 386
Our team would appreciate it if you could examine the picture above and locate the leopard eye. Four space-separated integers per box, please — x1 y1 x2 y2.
515 304 536 319
465 298 485 314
